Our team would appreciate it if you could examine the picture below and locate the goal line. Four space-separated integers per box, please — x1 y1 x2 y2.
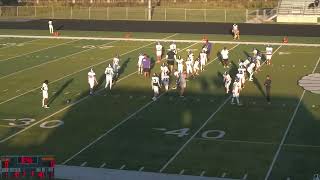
0 34 320 47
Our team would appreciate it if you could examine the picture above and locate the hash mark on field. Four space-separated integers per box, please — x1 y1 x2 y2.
99 163 106 168
80 162 87 167
120 165 126 170
3 89 8 92
200 171 206 176
242 173 248 180
139 167 144 171
221 172 227 177
179 169 185 175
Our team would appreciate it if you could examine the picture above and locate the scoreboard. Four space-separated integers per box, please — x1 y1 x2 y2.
0 155 55 179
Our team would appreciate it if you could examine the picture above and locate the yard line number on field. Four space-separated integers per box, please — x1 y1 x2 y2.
0 33 179 144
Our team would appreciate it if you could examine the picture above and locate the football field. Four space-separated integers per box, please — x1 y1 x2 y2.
0 31 319 180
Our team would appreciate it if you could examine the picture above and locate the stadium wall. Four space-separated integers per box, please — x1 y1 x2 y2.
0 19 319 37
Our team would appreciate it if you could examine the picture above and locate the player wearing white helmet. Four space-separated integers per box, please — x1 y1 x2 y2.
187 50 194 64
113 55 120 78
247 62 255 81
156 42 163 63
185 57 193 77
193 58 200 76
151 73 161 99
105 64 114 90
169 41 177 54
199 50 207 71
253 48 258 57
162 73 170 92
176 55 184 74
137 53 144 75
265 45 273 65
255 52 262 72
160 63 169 79
88 68 98 95
221 47 229 68
223 72 232 94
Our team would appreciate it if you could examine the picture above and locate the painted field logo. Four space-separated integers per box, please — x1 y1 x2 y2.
298 73 320 94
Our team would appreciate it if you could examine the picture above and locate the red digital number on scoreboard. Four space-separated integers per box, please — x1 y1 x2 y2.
20 156 33 164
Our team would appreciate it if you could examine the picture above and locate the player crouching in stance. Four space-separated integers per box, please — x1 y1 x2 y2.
231 79 241 105
88 68 98 95
232 24 240 40
41 80 49 108
137 53 144 75
151 73 161 100
223 72 232 94
105 64 114 90
247 62 256 81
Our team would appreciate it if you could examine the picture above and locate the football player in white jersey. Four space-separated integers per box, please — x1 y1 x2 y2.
265 45 273 65
162 73 170 92
231 79 241 105
199 50 207 71
169 41 177 54
243 57 251 68
255 52 262 72
223 72 232 94
232 24 240 40
113 55 120 78
193 58 200 76
156 42 163 63
137 53 144 75
105 64 114 90
253 48 258 57
48 19 53 34
176 56 184 74
185 58 193 77
151 73 161 99
160 63 169 79
88 68 98 95
247 62 255 81
237 69 245 89
187 50 194 64
41 80 49 108
220 47 229 68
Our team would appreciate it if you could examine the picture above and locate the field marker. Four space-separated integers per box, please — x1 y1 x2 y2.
139 167 144 171
160 44 281 173
0 38 40 50
264 56 320 180
0 39 79 62
3 89 8 92
80 162 87 167
242 173 248 180
179 169 185 175
0 34 178 105
120 165 126 170
200 171 206 176
99 163 106 168
221 172 227 177
0 41 116 80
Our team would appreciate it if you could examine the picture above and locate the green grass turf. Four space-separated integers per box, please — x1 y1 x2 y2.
1 29 320 44
0 32 319 180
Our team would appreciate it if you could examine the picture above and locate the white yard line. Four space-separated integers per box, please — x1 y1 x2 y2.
264 56 320 180
0 33 179 142
0 34 319 47
0 40 116 81
0 39 79 62
159 45 281 173
0 38 40 50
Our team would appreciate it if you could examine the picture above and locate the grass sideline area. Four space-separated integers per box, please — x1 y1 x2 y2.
0 31 319 180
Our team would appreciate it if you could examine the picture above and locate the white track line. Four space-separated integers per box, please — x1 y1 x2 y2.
159 44 281 173
0 34 177 105
264 56 320 180
0 34 319 47
0 34 178 142
60 42 198 165
0 39 79 62
0 40 116 80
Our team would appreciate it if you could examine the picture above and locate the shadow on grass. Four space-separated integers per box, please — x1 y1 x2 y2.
48 79 73 105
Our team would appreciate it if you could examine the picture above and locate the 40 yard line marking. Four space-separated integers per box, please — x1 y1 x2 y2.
0 33 179 143
159 45 282 173
0 33 178 105
0 39 79 62
264 56 320 180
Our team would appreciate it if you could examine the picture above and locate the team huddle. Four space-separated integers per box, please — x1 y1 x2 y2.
223 45 273 105
40 39 273 108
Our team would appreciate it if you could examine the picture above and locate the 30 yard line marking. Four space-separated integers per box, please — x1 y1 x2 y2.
0 34 178 105
159 45 281 173
0 39 79 62
0 33 179 142
264 56 320 180
0 40 116 80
